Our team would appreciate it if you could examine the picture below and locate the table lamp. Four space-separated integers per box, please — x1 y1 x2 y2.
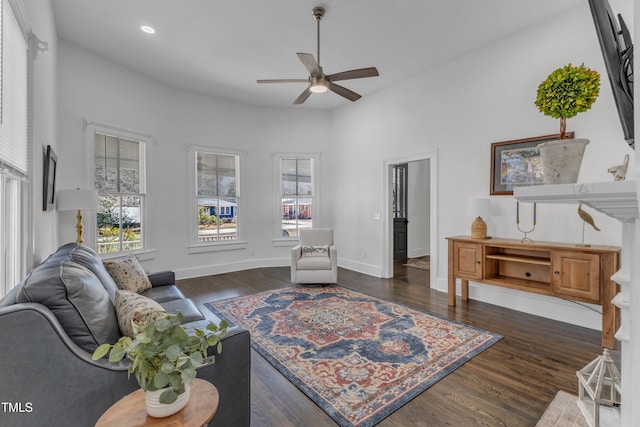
57 188 98 244
467 198 490 239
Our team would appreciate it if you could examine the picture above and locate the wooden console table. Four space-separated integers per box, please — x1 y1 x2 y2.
446 236 620 349
95 379 219 427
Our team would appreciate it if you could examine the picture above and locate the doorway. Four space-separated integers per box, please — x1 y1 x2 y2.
392 164 408 260
383 151 437 282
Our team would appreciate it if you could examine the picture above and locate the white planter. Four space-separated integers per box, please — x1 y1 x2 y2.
537 138 589 184
145 383 191 418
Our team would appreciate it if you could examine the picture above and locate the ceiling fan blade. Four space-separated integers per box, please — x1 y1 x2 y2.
293 87 313 105
328 82 361 102
257 79 309 84
297 53 321 77
327 67 379 82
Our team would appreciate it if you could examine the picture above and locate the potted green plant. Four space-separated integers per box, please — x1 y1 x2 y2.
534 63 601 184
92 312 228 418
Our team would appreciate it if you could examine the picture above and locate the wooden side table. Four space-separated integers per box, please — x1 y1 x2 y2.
95 378 219 427
446 236 620 349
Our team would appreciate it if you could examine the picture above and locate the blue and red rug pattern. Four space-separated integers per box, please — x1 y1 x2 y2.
206 285 501 427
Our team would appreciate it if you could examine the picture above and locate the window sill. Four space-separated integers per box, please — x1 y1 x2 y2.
272 238 299 247
188 240 248 254
100 249 157 261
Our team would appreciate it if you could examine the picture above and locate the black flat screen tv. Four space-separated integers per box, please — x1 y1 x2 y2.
588 0 634 149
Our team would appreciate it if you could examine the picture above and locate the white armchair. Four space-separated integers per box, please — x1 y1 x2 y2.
291 228 337 284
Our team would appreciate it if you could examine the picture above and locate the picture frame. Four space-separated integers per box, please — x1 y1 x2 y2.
43 145 57 211
490 133 574 195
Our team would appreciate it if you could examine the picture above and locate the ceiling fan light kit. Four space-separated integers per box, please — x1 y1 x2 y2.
256 6 379 104
309 76 329 93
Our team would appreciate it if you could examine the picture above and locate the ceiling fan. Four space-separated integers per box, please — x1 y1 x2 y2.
257 6 379 105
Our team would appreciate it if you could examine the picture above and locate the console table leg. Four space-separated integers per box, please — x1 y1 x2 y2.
602 253 619 349
461 279 469 301
448 277 456 307
448 240 456 306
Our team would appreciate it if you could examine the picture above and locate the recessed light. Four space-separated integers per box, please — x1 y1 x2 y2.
140 25 156 34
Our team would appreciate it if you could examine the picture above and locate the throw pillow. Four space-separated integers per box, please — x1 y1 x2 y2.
115 290 167 337
104 255 152 293
301 245 329 257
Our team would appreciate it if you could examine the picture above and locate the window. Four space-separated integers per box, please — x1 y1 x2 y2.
94 132 146 253
195 151 239 243
279 156 316 238
0 0 29 298
1 172 23 297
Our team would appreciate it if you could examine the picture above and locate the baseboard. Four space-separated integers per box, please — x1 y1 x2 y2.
176 256 384 281
175 257 289 280
407 248 429 258
337 258 382 278
433 277 601 331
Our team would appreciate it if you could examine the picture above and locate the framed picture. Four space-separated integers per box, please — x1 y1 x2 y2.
43 145 57 211
490 133 573 195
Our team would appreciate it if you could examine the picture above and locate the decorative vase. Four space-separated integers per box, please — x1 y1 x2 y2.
145 383 191 418
471 216 487 239
537 138 589 184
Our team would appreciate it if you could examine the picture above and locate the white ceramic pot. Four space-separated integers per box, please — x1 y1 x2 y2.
145 383 191 418
537 138 589 184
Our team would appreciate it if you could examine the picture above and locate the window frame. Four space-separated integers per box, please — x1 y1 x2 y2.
272 152 321 246
188 145 247 253
0 0 31 298
84 120 156 259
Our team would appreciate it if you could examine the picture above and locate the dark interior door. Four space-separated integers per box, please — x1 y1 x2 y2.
393 164 408 260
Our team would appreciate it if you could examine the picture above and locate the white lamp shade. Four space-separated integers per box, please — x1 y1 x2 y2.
57 189 98 211
467 198 490 219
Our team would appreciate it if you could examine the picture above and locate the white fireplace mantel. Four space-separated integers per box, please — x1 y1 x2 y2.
514 180 639 222
514 180 638 427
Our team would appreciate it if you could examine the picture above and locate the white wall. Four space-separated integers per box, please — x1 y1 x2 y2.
56 41 333 277
51 2 632 331
23 0 58 266
330 3 633 330
407 159 429 258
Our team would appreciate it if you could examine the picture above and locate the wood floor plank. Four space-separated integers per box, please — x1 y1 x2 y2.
177 263 619 426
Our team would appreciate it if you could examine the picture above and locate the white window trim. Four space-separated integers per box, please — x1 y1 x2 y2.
0 0 33 298
271 152 321 246
187 144 248 254
83 119 156 258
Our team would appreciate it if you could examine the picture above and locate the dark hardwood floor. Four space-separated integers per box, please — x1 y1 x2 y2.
177 261 615 426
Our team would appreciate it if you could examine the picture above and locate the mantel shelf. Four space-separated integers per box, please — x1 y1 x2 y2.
513 180 639 222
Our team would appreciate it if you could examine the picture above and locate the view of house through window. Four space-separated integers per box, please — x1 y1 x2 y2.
94 132 145 253
196 151 239 242
281 158 313 237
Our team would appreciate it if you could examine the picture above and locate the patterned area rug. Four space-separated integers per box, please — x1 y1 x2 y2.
206 285 501 427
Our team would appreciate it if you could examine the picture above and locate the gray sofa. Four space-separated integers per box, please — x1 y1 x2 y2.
0 243 250 427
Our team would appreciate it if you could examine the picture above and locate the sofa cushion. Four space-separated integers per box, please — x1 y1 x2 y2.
115 290 167 337
159 299 206 323
299 228 333 246
296 255 332 270
16 261 120 352
104 255 152 293
141 285 185 303
44 243 120 303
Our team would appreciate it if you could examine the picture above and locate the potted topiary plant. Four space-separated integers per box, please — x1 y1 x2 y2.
534 63 601 184
92 312 228 418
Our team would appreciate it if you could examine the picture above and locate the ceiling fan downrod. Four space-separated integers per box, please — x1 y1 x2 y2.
313 7 325 67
